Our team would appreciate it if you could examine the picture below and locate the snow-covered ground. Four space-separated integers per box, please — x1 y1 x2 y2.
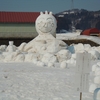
0 62 94 100
56 32 100 45
0 32 100 100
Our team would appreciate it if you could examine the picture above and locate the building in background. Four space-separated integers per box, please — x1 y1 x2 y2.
81 28 100 36
0 11 40 45
0 11 40 38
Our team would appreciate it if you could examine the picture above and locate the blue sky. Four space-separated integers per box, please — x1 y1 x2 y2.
0 0 100 14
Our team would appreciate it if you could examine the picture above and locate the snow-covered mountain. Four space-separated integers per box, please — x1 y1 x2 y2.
55 9 100 32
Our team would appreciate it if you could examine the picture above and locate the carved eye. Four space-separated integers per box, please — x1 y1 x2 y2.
40 21 43 24
51 23 54 27
37 23 41 28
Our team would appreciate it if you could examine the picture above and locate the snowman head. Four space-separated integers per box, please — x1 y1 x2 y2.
35 11 57 35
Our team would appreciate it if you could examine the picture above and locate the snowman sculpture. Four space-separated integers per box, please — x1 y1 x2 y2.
0 11 71 65
2 11 71 66
23 11 67 54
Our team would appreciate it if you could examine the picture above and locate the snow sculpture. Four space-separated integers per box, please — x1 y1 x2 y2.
90 62 100 96
19 11 69 66
84 44 91 51
18 42 26 52
92 64 99 72
0 45 7 52
48 62 54 67
74 43 84 53
60 61 67 69
35 11 57 36
41 53 57 64
36 61 45 67
94 76 100 84
6 41 17 52
23 11 67 54
89 50 100 60
97 62 100 66
1 11 71 67
16 55 25 62
56 50 71 62
89 83 97 93
25 53 34 62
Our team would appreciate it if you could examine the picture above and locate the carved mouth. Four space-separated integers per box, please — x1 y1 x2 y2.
38 28 52 33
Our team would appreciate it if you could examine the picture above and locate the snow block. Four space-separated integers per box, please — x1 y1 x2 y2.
89 84 97 93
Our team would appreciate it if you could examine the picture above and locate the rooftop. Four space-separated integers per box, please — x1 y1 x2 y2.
0 11 40 23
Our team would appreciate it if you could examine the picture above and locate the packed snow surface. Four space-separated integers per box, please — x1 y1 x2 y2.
0 32 100 100
0 63 94 100
56 32 100 45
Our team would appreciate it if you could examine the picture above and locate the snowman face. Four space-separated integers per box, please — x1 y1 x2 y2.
35 12 57 35
37 17 54 33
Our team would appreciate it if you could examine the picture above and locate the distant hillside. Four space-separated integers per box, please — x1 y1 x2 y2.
55 9 100 32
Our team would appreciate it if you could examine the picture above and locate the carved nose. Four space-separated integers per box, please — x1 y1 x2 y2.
44 23 48 27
